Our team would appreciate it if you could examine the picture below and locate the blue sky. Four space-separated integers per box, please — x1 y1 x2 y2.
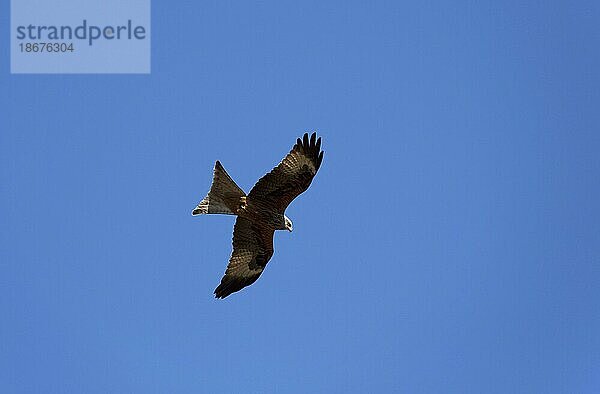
1 1 599 393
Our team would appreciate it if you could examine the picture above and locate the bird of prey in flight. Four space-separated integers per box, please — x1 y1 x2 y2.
192 132 324 298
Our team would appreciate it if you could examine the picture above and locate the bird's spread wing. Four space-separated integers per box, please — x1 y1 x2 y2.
214 217 274 298
247 132 324 213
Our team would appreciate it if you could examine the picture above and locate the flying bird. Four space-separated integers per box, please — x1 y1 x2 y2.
192 132 324 298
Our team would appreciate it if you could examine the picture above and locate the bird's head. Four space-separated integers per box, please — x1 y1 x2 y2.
284 215 293 232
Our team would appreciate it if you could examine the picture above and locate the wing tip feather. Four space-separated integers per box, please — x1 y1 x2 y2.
214 280 233 299
214 273 261 299
297 131 324 170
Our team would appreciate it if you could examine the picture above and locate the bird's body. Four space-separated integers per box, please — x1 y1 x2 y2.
237 197 287 231
192 132 324 298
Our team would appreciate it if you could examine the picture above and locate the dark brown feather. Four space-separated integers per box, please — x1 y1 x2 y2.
247 132 324 213
214 217 274 298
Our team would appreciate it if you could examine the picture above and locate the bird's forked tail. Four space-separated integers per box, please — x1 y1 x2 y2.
192 161 246 216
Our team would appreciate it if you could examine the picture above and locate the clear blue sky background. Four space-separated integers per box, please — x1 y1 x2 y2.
1 1 599 393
